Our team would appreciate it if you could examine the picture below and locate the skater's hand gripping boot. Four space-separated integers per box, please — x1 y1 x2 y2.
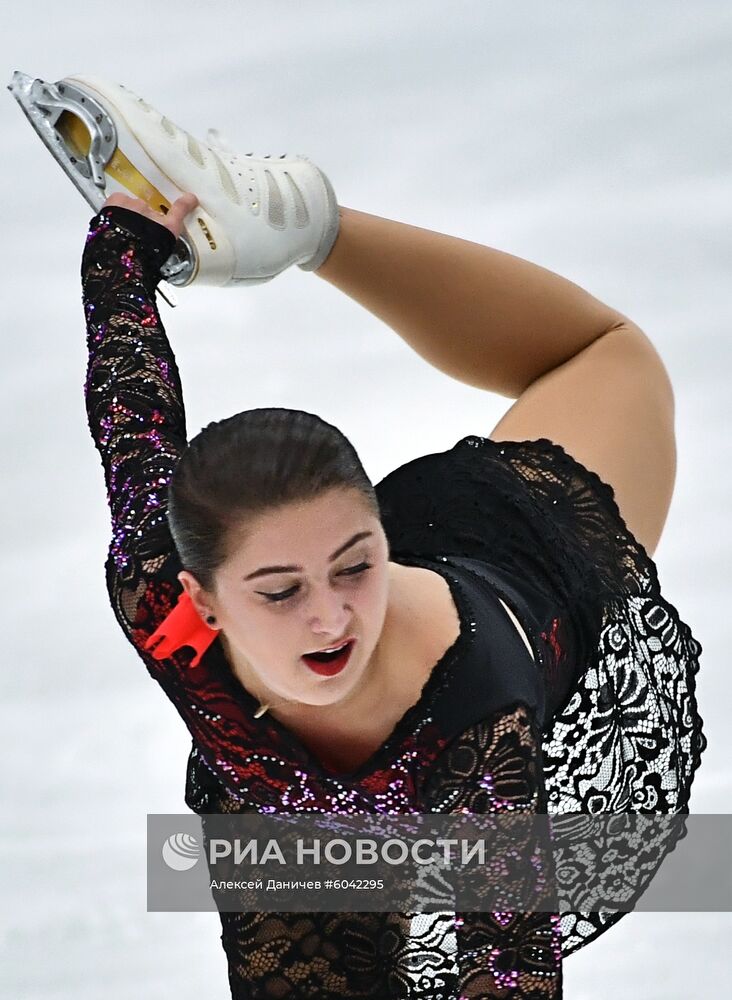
103 191 199 241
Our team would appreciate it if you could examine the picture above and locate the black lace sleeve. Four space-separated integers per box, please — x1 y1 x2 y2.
82 206 270 774
82 207 289 793
82 205 183 641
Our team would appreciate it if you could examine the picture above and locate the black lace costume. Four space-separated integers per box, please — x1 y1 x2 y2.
81 206 706 999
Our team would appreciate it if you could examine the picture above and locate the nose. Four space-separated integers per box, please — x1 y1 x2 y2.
307 587 352 637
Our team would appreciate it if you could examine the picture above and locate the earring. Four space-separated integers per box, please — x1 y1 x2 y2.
206 614 216 625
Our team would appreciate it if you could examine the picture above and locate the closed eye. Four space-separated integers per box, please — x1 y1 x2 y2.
258 562 372 604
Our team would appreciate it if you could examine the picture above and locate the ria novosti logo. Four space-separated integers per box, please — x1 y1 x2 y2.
162 832 200 871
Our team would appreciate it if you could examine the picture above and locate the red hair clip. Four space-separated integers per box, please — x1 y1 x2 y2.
143 590 217 668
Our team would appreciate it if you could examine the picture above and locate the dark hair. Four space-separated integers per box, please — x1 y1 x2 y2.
168 407 382 592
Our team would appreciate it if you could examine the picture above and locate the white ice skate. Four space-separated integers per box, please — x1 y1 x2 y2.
8 70 340 288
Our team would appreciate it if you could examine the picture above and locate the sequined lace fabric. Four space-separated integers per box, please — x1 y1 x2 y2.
82 206 706 999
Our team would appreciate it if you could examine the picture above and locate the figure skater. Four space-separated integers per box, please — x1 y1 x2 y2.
18 72 705 998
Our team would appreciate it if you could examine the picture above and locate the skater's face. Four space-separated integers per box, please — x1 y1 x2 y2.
182 488 392 710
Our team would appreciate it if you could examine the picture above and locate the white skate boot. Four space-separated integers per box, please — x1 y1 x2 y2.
8 70 340 288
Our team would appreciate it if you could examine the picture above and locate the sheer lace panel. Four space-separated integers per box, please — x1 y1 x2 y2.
191 705 562 999
375 434 707 954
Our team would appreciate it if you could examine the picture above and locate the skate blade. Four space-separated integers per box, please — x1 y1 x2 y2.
7 70 193 295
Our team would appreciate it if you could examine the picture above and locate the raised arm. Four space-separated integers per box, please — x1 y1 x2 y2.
81 197 315 790
81 196 195 648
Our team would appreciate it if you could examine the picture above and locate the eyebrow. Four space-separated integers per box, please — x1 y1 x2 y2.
243 531 374 581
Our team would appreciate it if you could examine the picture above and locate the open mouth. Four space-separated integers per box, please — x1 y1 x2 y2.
301 639 355 676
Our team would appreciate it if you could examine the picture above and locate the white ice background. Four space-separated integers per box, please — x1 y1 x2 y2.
1 2 730 997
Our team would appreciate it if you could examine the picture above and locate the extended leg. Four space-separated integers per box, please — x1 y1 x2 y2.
313 206 630 398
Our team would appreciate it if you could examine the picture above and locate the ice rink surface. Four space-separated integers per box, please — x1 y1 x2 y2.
1 2 730 997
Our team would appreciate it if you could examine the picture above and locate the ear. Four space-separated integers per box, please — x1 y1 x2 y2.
177 569 212 619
